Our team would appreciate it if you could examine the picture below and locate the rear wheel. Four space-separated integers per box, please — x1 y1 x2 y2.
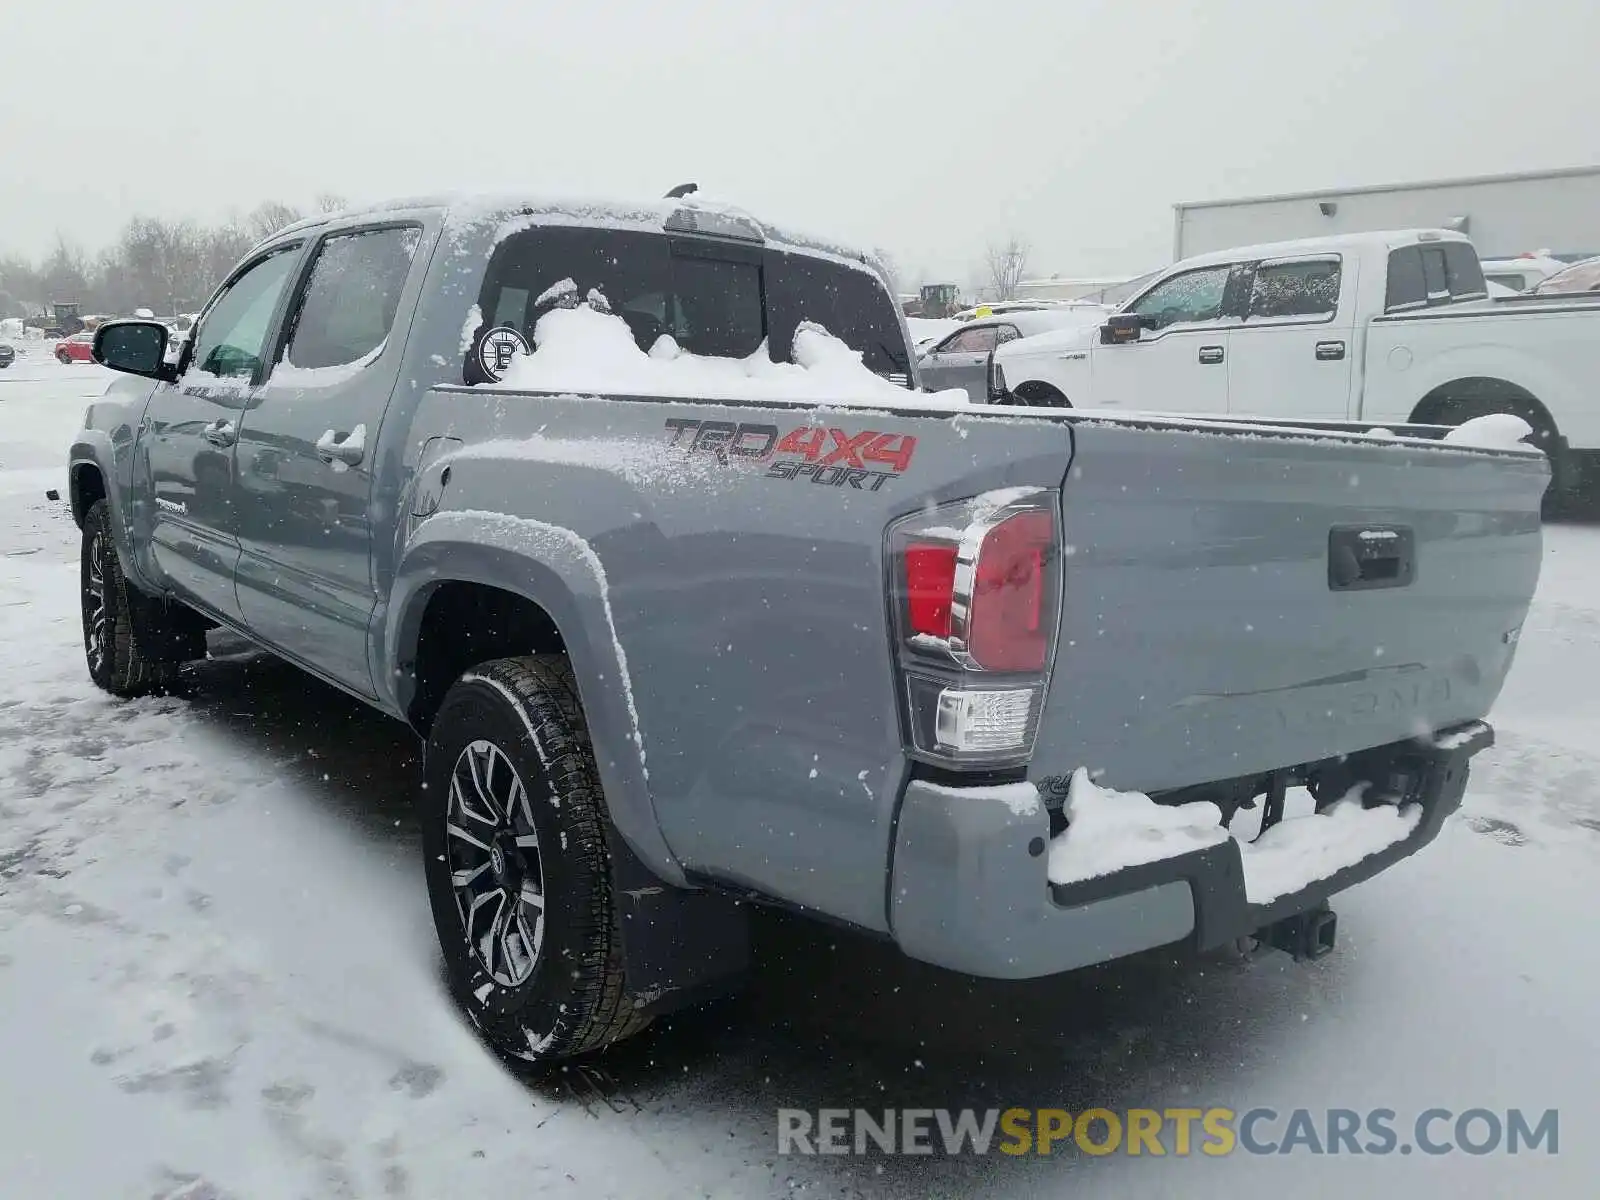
421 655 649 1065
1423 386 1569 515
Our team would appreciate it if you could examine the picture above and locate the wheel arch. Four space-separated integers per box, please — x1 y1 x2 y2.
1408 376 1555 434
388 513 686 888
69 459 107 529
1011 379 1072 407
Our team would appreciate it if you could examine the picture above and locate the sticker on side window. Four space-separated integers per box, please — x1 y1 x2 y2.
475 326 530 381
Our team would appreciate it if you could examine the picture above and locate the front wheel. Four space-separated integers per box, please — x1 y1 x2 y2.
421 656 650 1065
56 350 72 365
80 499 189 695
1011 381 1069 407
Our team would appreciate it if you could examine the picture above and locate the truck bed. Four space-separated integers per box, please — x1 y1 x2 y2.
402 385 1546 933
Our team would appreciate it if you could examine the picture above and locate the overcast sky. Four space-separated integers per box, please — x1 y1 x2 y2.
3 0 1597 282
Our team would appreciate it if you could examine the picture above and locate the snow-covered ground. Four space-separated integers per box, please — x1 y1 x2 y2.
1 348 1597 1198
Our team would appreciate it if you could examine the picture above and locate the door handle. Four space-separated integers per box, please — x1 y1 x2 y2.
203 419 237 447
316 423 367 467
1316 340 1347 361
1198 345 1225 365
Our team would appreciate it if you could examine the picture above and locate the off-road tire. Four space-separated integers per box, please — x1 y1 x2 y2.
421 655 650 1065
80 499 190 696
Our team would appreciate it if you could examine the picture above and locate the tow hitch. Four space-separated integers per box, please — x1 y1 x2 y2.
1262 903 1338 961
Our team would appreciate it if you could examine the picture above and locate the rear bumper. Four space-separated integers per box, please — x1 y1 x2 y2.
888 721 1490 979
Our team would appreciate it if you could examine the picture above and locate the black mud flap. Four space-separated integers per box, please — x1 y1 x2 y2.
608 830 750 1019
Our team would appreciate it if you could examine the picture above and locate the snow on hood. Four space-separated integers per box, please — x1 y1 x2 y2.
992 319 1099 361
490 306 968 407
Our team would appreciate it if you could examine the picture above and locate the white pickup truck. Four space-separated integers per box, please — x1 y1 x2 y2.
988 229 1600 504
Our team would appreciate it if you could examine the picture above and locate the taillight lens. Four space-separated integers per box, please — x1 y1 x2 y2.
905 542 958 639
970 511 1052 671
887 489 1062 767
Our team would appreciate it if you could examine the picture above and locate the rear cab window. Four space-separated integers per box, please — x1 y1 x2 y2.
467 225 910 386
1385 240 1488 313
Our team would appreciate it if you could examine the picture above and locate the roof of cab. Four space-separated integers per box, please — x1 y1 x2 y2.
266 192 886 276
1177 228 1473 270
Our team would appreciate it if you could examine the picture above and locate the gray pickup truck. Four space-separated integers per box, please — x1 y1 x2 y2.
70 193 1546 1066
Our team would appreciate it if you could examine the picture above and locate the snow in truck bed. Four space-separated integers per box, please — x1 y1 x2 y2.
486 305 969 407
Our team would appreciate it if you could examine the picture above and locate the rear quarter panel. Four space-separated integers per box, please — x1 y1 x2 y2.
391 389 1074 930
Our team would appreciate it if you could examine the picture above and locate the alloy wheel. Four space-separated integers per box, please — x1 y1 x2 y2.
445 739 546 987
84 531 108 675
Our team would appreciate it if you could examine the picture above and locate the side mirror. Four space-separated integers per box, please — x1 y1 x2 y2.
1099 313 1145 345
94 320 175 381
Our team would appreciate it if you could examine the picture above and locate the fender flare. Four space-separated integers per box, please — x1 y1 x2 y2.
67 434 154 592
386 510 686 888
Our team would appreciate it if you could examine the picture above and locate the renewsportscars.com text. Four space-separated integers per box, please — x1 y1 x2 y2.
777 1107 1559 1157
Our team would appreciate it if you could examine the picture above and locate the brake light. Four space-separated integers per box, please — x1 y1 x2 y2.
905 542 958 638
886 490 1062 767
970 511 1052 671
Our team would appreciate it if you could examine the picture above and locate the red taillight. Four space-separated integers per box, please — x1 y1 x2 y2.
887 490 1060 768
968 510 1052 671
904 541 958 638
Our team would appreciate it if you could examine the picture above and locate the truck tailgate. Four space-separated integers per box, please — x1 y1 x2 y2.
1034 420 1547 791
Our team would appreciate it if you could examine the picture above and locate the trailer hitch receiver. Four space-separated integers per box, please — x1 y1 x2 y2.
1264 903 1338 961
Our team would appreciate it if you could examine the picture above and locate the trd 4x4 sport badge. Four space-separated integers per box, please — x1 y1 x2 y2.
664 418 917 490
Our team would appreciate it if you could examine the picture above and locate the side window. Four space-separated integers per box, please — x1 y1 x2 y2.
1127 266 1231 329
943 326 1000 353
283 226 422 371
1384 247 1427 312
1247 258 1341 320
1442 243 1488 300
189 249 300 380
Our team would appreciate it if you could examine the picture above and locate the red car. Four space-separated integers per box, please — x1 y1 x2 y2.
55 332 96 364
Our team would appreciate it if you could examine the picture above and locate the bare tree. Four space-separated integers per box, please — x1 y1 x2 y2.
985 235 1031 301
315 192 349 214
247 201 303 241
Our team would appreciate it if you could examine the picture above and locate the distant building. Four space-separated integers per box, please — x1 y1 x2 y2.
1172 164 1600 262
1016 272 1156 307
